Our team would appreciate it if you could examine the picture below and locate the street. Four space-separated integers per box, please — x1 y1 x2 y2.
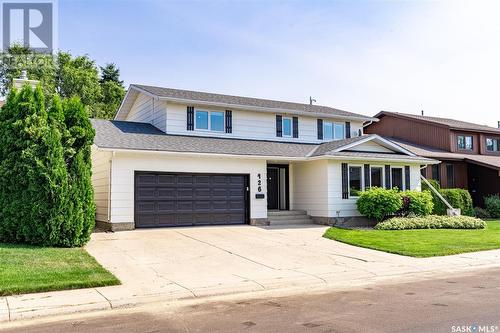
1 267 499 333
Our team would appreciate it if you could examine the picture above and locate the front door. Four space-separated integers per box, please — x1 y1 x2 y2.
267 165 289 210
267 167 279 210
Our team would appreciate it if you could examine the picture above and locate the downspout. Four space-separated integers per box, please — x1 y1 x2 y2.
107 151 115 222
419 166 458 215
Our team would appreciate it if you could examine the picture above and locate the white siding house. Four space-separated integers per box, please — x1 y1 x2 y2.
91 84 438 230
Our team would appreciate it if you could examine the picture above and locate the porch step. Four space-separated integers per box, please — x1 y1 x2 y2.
267 210 314 226
268 210 307 216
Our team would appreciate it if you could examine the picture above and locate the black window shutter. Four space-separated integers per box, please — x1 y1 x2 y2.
225 110 232 133
385 165 391 189
317 119 323 140
276 115 282 137
187 106 194 131
341 163 349 199
364 164 370 190
405 166 411 190
292 117 299 138
346 122 351 138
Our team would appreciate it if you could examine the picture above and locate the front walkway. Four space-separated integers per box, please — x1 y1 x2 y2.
2 225 500 322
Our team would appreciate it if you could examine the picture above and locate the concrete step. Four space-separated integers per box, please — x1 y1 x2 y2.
267 210 307 216
269 218 314 225
267 214 311 221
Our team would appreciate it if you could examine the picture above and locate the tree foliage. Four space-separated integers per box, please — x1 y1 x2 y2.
0 84 95 247
0 45 125 119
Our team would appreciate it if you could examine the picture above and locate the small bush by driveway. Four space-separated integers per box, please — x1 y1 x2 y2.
0 243 119 296
324 220 500 257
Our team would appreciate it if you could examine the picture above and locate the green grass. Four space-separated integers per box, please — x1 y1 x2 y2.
323 220 500 257
0 243 120 296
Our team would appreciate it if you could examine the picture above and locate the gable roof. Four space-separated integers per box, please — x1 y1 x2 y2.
390 137 500 170
91 119 436 164
115 84 378 122
374 111 500 134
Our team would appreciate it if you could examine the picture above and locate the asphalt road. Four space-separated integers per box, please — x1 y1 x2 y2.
2 268 500 333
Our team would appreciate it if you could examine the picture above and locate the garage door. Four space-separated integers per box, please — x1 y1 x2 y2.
135 172 249 228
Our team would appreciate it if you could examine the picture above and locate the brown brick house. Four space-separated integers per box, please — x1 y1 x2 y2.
365 111 500 206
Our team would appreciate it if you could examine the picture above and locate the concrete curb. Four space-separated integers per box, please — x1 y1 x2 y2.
2 261 500 323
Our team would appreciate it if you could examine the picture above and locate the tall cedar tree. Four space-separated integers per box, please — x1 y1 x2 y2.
0 84 95 246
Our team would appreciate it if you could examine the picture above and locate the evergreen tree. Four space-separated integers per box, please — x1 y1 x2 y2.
0 85 95 247
99 63 123 86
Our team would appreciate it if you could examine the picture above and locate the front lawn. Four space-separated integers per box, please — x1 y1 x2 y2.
0 243 120 296
323 220 500 257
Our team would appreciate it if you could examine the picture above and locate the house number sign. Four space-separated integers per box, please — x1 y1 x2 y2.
257 173 262 192
255 173 265 199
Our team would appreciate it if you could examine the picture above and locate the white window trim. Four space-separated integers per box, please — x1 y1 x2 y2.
195 109 225 132
323 121 345 141
390 166 405 190
282 117 293 137
348 164 364 198
369 165 385 189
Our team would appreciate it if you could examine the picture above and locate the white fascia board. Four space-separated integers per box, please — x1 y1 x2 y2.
95 146 305 161
333 134 417 156
95 146 436 164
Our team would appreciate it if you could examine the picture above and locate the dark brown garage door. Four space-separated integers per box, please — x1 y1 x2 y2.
135 172 249 228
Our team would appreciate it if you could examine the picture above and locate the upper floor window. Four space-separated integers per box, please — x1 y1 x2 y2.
323 122 345 140
486 138 500 152
282 117 292 137
195 110 224 132
457 135 473 150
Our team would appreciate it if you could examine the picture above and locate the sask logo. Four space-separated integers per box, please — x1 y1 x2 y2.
452 325 499 333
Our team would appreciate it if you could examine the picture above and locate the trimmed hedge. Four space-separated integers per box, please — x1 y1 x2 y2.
375 215 487 230
357 187 402 222
399 191 434 217
484 195 500 218
433 188 474 216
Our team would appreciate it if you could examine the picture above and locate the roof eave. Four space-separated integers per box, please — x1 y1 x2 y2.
129 85 378 122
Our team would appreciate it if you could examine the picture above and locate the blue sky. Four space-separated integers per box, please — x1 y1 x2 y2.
59 0 500 127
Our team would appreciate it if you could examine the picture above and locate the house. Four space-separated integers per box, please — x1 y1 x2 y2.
90 85 437 231
364 111 500 206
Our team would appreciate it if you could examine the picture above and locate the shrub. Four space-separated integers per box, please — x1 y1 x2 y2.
374 215 486 230
433 188 474 216
357 187 402 222
398 191 434 217
474 207 491 219
484 195 500 218
0 85 95 247
421 178 441 192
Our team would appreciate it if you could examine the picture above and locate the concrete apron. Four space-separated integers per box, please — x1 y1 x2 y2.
2 225 500 323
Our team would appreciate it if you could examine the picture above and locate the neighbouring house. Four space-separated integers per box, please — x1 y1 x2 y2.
365 111 500 206
90 85 437 230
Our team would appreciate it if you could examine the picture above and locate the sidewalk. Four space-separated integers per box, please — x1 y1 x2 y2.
2 225 500 322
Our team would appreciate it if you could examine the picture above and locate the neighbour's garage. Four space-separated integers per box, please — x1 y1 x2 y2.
134 172 249 227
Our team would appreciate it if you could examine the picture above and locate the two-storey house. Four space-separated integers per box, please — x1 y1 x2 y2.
365 111 500 206
91 85 436 231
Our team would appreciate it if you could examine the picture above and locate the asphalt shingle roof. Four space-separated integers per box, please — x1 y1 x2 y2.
390 138 500 170
132 84 375 120
91 119 436 163
377 111 500 134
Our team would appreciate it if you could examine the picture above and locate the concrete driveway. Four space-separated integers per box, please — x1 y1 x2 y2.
86 224 500 305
